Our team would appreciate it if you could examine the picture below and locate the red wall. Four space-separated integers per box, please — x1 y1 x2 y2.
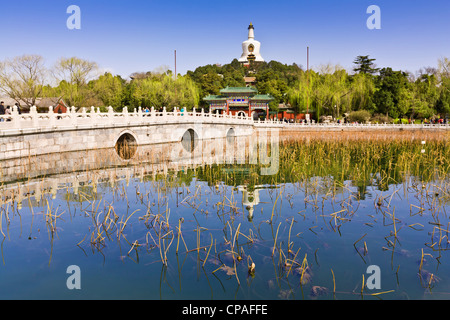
274 112 312 120
53 101 68 113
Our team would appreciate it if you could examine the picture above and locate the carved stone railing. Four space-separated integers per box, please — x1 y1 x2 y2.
0 105 448 134
279 121 450 129
0 106 277 133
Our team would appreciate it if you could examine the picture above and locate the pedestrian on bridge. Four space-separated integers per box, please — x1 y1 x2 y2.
0 101 5 122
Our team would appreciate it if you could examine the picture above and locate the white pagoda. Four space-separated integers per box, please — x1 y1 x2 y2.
238 23 264 64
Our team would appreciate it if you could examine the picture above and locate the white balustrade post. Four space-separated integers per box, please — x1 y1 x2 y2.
151 106 155 119
123 106 129 123
30 106 38 127
108 106 114 125
162 107 167 120
90 106 96 124
11 105 19 129
201 108 204 119
192 107 196 117
49 106 56 127
137 106 143 123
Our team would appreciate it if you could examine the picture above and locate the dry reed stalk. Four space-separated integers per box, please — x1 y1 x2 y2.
270 186 283 223
272 222 281 257
176 218 183 253
203 233 214 268
286 247 301 277
163 231 174 264
231 223 241 260
0 208 5 238
331 268 336 296
287 217 295 254
361 274 365 296
299 254 308 286
117 209 140 240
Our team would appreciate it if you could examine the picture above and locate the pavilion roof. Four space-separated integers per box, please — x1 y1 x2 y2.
250 94 274 101
203 95 227 101
203 87 274 102
219 86 258 94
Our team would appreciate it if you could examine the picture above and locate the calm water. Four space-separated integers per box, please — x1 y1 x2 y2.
0 130 449 299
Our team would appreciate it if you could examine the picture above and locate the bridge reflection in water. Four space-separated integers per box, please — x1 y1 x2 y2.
0 129 279 218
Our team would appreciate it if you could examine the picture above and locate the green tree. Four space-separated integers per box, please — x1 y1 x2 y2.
347 110 371 123
372 68 410 118
255 69 288 109
132 74 199 111
198 72 222 96
396 86 413 118
353 55 379 75
410 74 439 119
436 57 450 116
348 73 375 112
90 72 125 109
52 57 98 108
287 70 309 113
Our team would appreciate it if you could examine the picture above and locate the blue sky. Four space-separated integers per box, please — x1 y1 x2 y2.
1 0 449 78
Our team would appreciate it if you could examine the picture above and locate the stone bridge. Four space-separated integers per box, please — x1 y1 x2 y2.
0 106 281 161
1 105 448 161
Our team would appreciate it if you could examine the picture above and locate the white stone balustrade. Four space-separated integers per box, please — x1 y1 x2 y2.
0 105 275 134
0 105 448 135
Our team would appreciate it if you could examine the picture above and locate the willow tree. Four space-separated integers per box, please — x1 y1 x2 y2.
436 57 450 116
315 67 351 118
52 56 99 108
349 72 376 112
286 69 314 114
287 66 353 120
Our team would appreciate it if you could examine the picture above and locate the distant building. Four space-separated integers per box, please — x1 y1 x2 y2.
203 86 273 120
36 98 69 113
238 23 264 65
272 103 313 122
0 97 68 113
243 76 256 87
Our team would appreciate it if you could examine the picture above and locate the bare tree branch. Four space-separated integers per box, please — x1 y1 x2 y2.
0 54 47 108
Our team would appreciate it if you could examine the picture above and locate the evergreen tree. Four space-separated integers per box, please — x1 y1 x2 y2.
353 55 379 75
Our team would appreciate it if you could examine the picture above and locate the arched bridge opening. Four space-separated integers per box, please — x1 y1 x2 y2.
181 128 199 152
115 132 138 160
